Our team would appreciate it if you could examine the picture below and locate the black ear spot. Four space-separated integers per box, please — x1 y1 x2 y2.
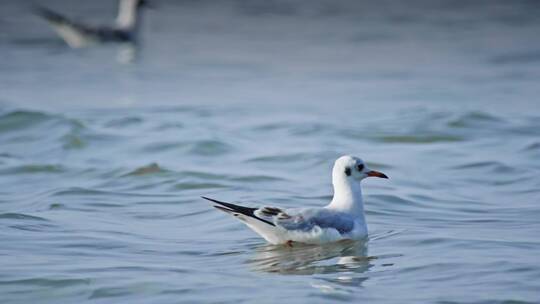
344 167 351 176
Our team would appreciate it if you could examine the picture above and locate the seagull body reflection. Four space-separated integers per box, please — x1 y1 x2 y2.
248 239 373 276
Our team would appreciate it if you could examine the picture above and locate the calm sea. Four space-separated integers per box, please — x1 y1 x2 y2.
1 0 539 303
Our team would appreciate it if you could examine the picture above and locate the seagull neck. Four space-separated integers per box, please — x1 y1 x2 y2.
327 175 365 215
116 0 140 30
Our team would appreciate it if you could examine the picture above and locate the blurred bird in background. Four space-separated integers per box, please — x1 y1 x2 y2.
34 0 149 48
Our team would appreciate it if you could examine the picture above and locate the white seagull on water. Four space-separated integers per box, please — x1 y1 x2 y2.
34 0 149 48
203 155 388 245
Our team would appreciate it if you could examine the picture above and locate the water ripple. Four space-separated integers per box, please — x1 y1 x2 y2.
0 105 538 303
0 212 48 221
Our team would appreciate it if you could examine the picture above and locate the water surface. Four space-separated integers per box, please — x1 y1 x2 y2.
1 1 539 303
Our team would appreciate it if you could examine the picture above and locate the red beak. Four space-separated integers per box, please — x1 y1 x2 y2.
367 170 388 179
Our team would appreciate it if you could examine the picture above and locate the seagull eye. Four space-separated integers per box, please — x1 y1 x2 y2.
357 164 364 171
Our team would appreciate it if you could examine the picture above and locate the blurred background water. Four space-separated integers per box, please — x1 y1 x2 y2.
1 0 539 303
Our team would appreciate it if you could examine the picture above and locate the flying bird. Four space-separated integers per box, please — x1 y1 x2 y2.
34 0 149 48
203 155 388 245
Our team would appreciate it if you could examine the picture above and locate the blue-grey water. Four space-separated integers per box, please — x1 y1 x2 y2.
1 1 540 303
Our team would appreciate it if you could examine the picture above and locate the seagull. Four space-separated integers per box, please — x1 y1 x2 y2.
34 0 149 48
203 155 388 245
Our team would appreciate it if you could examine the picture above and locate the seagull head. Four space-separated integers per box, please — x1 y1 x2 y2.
334 155 388 181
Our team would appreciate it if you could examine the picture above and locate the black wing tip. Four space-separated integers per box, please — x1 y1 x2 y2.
32 6 54 16
32 6 68 24
201 196 226 205
202 196 276 227
213 205 233 213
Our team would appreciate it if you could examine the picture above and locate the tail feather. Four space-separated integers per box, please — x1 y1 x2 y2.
202 196 275 226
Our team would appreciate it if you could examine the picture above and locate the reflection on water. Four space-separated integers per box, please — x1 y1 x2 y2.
248 240 373 276
117 43 138 64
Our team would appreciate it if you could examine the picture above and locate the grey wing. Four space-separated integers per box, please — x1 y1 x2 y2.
257 207 355 234
310 210 355 234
